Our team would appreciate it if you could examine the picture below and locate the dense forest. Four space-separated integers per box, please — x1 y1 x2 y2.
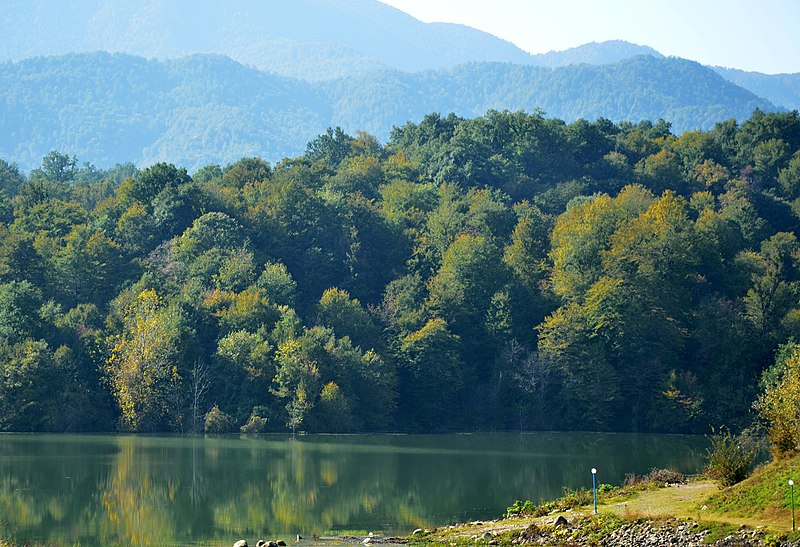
2 108 800 435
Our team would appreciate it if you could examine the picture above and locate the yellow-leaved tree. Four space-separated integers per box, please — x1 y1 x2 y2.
756 341 800 457
107 289 183 431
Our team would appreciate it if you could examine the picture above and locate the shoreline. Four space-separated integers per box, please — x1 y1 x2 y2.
314 475 800 546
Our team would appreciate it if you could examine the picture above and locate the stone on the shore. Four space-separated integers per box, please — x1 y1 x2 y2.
551 515 569 528
256 541 266 547
362 538 372 545
412 528 424 536
481 531 493 540
234 541 248 547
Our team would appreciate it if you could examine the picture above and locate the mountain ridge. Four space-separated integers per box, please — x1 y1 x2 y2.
0 51 777 171
0 0 535 80
530 40 664 67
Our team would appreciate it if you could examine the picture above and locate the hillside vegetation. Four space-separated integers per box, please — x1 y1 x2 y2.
0 53 777 171
2 108 800 434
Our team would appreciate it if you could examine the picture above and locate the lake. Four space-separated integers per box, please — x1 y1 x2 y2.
0 432 707 546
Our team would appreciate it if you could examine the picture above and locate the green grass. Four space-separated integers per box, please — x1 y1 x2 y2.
704 457 800 522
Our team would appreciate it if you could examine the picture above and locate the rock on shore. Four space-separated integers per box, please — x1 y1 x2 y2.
515 518 798 546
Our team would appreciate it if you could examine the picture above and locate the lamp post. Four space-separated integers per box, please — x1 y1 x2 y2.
591 468 598 515
790 479 796 532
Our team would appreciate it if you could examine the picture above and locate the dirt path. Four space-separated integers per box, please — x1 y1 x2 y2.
430 479 791 541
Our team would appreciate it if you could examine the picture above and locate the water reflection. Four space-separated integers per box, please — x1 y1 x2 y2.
0 432 707 546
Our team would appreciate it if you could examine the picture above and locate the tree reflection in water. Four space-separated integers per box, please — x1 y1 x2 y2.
0 432 707 545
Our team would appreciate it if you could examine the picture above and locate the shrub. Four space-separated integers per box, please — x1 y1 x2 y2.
704 427 758 487
240 413 268 433
505 488 594 519
623 468 686 488
645 468 686 484
204 404 234 433
505 499 536 518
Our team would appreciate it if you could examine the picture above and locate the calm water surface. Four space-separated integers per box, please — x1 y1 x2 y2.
0 432 707 546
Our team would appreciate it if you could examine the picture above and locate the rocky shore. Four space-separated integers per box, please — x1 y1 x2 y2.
228 517 800 547
230 517 800 547
514 517 795 546
399 514 800 546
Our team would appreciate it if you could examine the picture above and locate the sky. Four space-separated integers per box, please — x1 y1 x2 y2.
380 0 800 74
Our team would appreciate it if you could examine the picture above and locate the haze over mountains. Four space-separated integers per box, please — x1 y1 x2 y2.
0 0 798 171
0 0 534 80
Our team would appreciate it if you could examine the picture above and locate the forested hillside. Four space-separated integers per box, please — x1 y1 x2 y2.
2 108 800 434
714 67 800 111
0 52 777 171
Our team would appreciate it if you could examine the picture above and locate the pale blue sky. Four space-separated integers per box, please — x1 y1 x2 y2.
380 0 800 74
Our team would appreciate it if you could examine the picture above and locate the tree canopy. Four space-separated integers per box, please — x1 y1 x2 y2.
2 108 800 434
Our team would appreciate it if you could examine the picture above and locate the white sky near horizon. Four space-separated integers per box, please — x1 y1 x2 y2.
379 0 800 74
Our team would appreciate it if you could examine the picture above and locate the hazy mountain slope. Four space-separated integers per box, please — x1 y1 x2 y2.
0 53 777 171
0 53 329 170
526 42 800 111
0 0 533 80
327 56 775 139
531 40 664 67
714 67 800 111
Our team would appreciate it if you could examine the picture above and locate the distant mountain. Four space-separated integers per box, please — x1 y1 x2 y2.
0 0 534 80
713 67 800 111
328 56 774 140
0 52 776 172
0 53 329 170
530 42 800 112
531 40 664 67
3 0 798 108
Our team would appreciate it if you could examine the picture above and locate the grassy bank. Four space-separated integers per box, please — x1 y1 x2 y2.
407 460 800 545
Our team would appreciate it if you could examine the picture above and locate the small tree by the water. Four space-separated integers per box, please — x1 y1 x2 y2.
286 384 311 435
704 427 758 487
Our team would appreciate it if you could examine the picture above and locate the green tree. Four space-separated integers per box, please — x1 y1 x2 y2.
53 226 127 307
213 329 274 422
119 162 191 205
635 149 686 194
256 261 297 307
778 151 800 199
306 127 354 168
286 384 311 434
0 339 57 431
39 151 78 185
317 288 381 352
399 318 463 430
274 335 323 426
0 281 44 343
222 157 271 189
738 232 800 336
549 185 654 299
0 158 25 197
503 201 552 291
212 286 280 335
313 381 353 432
